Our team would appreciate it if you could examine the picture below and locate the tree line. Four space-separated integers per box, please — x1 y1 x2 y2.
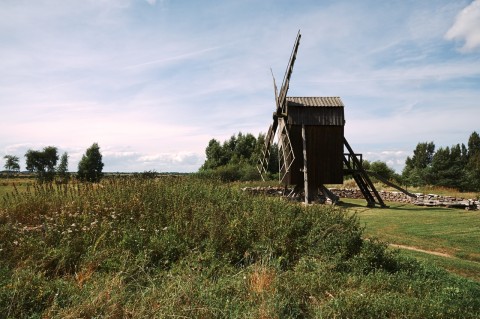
198 132 278 181
199 131 480 191
402 131 480 191
2 143 104 183
198 132 397 183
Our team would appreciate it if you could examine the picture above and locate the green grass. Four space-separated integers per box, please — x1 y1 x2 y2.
342 198 480 281
1 177 480 318
399 249 480 282
0 178 33 201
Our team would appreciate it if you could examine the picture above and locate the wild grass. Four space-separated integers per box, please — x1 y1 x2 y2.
1 176 480 318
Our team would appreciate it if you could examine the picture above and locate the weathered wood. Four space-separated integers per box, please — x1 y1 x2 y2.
344 137 387 208
277 30 301 115
302 124 309 204
367 171 417 198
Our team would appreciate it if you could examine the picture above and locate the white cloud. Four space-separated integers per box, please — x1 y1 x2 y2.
445 0 480 52
104 150 204 172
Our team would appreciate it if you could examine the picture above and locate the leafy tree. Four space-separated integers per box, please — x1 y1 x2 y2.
77 143 104 183
199 132 279 181
467 131 480 156
56 152 70 183
464 131 480 191
370 160 399 182
464 152 480 191
429 145 466 189
25 146 59 182
402 142 435 186
201 139 227 170
232 132 257 164
3 155 20 176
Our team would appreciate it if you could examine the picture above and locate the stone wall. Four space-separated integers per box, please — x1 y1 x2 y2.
330 188 479 210
242 186 479 210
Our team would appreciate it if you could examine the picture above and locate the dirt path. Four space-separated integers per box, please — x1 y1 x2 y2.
389 244 453 258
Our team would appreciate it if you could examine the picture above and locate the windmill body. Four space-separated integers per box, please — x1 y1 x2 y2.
282 96 344 187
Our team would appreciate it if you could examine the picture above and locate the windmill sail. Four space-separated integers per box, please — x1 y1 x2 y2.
257 124 275 180
277 30 301 114
278 118 295 183
258 30 301 181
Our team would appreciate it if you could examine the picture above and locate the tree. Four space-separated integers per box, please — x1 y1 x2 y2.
200 132 279 181
402 142 435 186
200 133 260 171
464 131 480 191
3 155 20 176
201 139 227 170
233 132 257 164
467 131 480 156
77 143 104 182
370 160 398 181
464 152 480 191
429 146 466 189
56 152 70 183
25 146 59 182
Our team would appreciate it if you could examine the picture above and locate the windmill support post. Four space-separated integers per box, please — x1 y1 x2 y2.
302 124 309 204
343 137 387 208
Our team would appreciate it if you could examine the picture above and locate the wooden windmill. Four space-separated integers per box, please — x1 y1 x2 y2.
258 31 387 207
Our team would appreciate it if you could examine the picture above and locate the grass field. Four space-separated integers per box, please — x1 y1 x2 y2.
1 177 480 317
342 198 480 281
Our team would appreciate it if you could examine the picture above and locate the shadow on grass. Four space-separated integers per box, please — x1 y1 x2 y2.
337 200 368 209
339 199 446 213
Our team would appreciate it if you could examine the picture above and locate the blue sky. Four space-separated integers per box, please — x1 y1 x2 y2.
1 0 479 173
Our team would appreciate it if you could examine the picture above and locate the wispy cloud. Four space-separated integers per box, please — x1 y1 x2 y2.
1 0 478 173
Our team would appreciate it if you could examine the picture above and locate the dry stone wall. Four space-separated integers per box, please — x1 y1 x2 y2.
242 186 479 210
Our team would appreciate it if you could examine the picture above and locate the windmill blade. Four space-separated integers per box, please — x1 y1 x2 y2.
278 118 295 183
270 67 279 110
257 122 277 181
277 30 301 115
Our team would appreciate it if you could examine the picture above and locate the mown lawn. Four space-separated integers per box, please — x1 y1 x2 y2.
342 198 480 281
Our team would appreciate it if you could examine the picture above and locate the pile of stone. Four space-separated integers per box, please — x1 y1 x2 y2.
241 186 285 196
412 193 479 210
242 186 479 210
330 188 478 210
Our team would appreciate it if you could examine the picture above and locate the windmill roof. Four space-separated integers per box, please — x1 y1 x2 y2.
286 97 344 107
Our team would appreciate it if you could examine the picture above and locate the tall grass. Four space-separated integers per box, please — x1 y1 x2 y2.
1 176 479 318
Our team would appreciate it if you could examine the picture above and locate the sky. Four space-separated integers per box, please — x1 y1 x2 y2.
1 0 479 173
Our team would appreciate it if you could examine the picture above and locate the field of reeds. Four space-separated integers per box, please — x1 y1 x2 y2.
1 176 480 318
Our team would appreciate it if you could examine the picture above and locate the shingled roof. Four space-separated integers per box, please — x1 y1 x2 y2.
286 97 344 107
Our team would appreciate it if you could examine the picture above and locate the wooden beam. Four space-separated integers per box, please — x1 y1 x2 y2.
302 124 309 204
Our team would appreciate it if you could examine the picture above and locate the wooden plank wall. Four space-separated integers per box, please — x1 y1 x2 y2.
284 125 344 187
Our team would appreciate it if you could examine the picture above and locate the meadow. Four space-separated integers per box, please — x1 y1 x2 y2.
342 198 480 282
1 176 480 318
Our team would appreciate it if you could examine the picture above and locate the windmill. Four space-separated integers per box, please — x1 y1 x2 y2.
258 31 387 207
